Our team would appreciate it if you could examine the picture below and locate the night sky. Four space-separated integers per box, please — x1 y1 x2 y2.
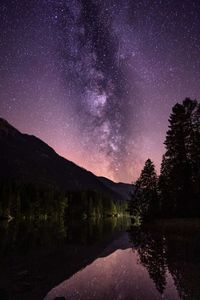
1 0 200 182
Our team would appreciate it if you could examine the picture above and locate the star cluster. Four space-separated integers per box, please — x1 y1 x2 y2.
1 0 200 182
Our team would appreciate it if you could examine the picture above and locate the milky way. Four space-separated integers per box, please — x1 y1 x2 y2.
1 0 200 182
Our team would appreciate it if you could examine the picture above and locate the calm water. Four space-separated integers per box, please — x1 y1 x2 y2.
0 218 200 300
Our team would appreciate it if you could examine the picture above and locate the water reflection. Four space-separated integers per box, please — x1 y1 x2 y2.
44 219 200 300
0 217 129 300
0 217 128 256
129 225 167 295
129 220 200 300
1 218 200 300
44 232 178 300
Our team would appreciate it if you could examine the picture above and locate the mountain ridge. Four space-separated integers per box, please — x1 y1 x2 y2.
98 176 133 201
0 117 131 201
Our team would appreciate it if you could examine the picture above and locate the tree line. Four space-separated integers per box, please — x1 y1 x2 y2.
129 98 200 221
0 179 127 220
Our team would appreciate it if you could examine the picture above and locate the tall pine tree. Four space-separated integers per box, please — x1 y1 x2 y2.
130 159 158 221
159 98 200 216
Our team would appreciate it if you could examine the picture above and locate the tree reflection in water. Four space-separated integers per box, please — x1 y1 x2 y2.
1 218 200 300
128 220 200 300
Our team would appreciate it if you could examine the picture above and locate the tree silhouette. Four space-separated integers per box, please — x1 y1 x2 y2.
129 159 158 221
159 98 200 217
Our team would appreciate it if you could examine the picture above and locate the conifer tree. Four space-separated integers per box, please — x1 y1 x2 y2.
130 159 158 221
190 102 200 200
159 98 200 216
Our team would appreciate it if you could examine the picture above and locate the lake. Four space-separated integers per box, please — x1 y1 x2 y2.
0 218 200 300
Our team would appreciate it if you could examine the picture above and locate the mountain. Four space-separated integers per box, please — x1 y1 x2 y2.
99 177 133 201
0 118 128 201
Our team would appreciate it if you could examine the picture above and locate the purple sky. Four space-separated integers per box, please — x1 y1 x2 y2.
1 0 200 182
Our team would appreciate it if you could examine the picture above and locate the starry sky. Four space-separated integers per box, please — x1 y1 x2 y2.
0 0 200 182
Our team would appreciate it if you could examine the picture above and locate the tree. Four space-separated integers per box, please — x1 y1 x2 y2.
158 155 174 216
162 102 191 215
190 102 200 201
159 98 200 216
130 159 158 221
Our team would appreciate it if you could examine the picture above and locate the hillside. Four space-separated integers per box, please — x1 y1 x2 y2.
99 176 133 201
0 118 127 201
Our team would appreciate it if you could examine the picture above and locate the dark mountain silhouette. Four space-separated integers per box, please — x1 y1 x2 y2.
0 118 127 201
99 176 133 201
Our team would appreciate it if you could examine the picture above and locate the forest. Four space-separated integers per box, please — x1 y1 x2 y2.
129 98 200 221
0 179 127 220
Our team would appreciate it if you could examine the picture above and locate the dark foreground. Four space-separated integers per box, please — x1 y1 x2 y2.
0 218 200 300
